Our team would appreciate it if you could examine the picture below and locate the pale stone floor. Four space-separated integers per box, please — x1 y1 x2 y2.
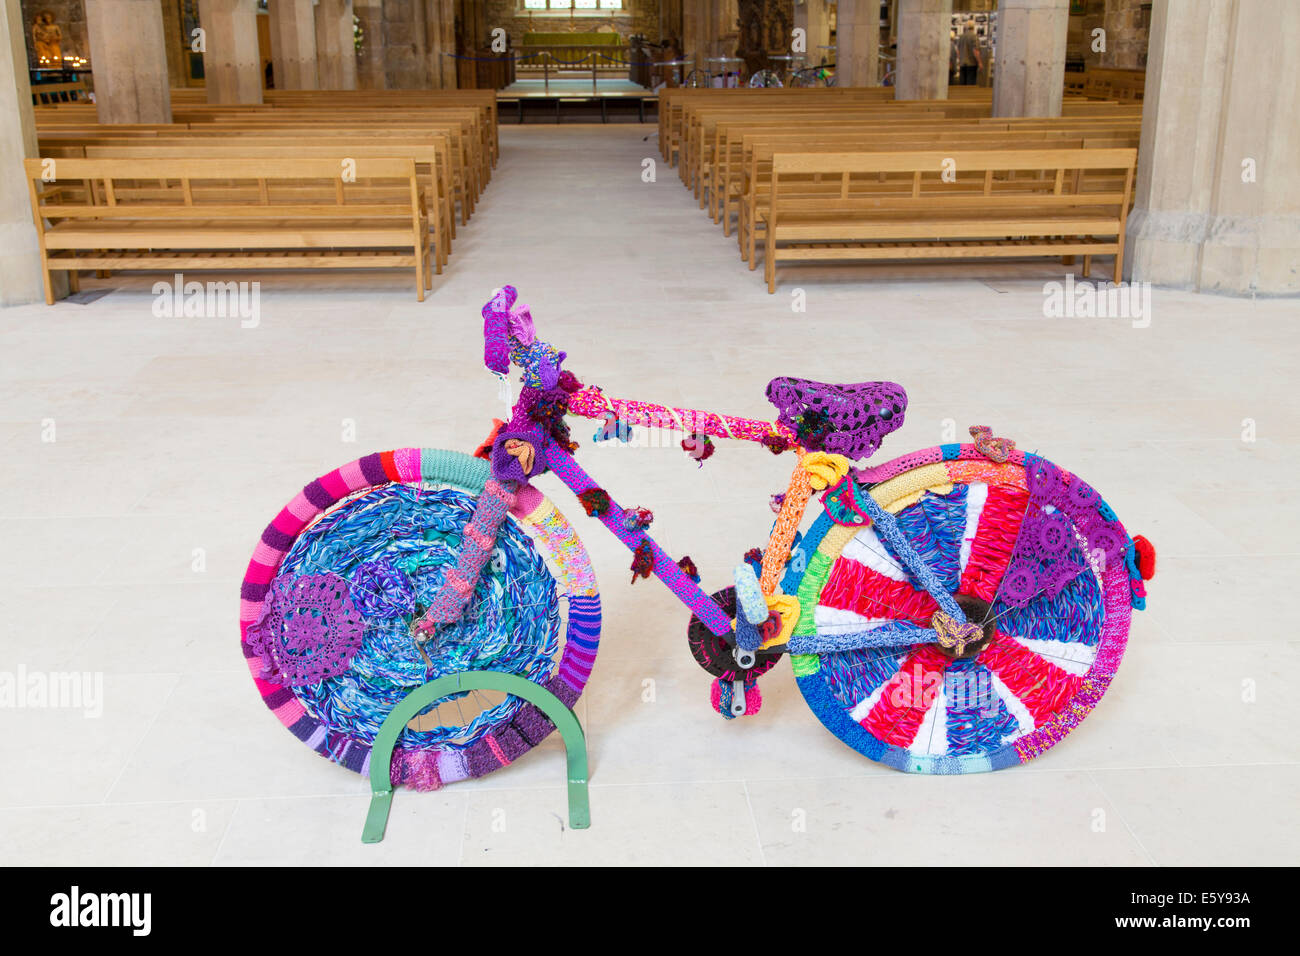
1 124 1298 866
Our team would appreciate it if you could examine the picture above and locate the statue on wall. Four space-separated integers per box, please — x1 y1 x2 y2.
32 11 63 67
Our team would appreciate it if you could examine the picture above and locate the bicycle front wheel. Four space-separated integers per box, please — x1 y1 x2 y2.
238 448 600 789
783 443 1144 774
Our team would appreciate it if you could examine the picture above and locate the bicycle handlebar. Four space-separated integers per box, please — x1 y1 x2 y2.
482 285 565 390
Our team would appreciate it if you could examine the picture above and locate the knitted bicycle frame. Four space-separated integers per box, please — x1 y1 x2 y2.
239 284 1155 811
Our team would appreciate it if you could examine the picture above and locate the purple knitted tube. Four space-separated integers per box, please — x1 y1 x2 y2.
482 286 515 375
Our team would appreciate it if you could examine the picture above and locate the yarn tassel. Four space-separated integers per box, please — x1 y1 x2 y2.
630 540 654 584
681 433 715 466
578 488 612 517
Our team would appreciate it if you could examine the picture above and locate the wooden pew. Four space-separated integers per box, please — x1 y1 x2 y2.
35 103 488 220
24 156 433 303
734 127 1141 263
759 148 1137 292
31 80 90 105
78 140 454 273
35 118 471 230
165 88 500 164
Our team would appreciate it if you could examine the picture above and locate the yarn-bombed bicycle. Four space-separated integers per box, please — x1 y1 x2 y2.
240 285 1156 801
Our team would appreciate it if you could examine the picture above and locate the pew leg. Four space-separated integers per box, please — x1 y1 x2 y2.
67 269 80 294
40 260 55 306
1082 255 1092 279
1061 255 1075 266
416 246 426 303
765 231 776 294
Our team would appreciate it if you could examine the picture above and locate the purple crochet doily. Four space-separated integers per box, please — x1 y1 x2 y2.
1001 458 1128 608
246 573 365 686
765 376 908 460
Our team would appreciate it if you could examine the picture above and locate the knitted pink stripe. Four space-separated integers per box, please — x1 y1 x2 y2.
510 483 544 517
485 734 509 766
272 508 308 537
239 599 263 624
465 524 494 551
286 493 321 523
272 698 306 726
444 569 474 595
568 385 798 447
1093 563 1132 674
250 541 286 568
245 656 264 678
393 447 421 481
319 469 351 501
339 459 368 490
244 561 277 586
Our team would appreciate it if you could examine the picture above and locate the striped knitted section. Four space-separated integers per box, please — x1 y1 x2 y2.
557 594 602 691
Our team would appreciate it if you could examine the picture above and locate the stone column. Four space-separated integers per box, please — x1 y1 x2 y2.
836 0 880 86
315 0 357 89
1126 0 1300 295
201 0 264 103
682 0 714 79
84 0 173 122
895 0 951 99
270 0 318 89
425 0 455 89
992 0 1068 117
1100 0 1149 69
1 0 46 304
795 0 831 65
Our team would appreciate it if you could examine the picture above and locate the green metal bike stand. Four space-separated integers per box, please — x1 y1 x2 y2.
362 671 590 843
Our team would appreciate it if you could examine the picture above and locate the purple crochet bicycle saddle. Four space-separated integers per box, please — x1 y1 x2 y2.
766 376 908 461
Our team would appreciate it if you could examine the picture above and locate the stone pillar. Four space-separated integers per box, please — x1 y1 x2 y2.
794 0 831 64
315 0 357 89
353 0 384 89
1125 0 1300 295
1 0 46 305
201 0 264 103
84 0 173 122
895 0 951 99
682 0 715 79
161 0 185 87
992 0 1068 117
270 0 318 89
836 0 880 86
425 0 455 89
1100 0 1150 69
713 0 736 60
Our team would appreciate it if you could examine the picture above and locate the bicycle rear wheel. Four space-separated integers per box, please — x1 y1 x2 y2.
238 448 600 789
782 443 1145 773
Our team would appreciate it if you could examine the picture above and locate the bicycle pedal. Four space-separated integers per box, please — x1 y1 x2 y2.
710 676 761 719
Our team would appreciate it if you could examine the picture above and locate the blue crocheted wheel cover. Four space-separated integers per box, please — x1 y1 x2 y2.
275 483 561 749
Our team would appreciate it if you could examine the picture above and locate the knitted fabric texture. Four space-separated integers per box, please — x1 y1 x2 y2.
416 479 517 630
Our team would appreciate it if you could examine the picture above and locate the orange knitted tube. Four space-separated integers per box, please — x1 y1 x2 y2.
759 465 815 595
